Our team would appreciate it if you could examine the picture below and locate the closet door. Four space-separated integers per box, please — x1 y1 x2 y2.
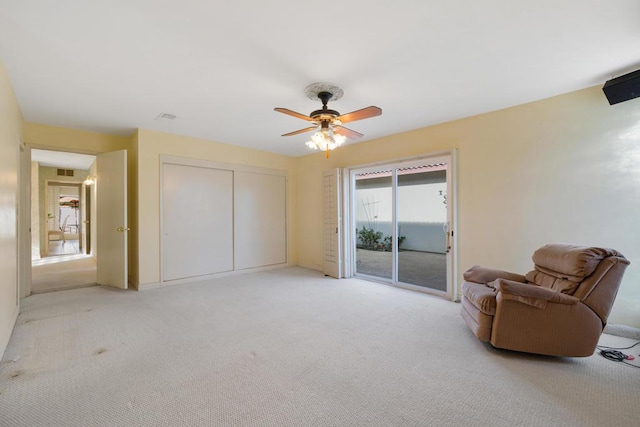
234 171 286 270
162 163 233 281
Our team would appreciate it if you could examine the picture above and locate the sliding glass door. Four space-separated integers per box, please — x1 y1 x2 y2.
354 169 393 280
351 155 454 297
397 166 447 292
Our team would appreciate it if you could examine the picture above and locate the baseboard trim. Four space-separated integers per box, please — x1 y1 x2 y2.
138 264 291 291
0 304 19 361
138 282 162 291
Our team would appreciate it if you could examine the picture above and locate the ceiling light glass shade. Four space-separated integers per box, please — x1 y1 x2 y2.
306 127 346 152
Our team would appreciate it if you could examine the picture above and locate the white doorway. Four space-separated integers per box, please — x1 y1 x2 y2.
29 149 96 294
44 181 84 256
347 153 457 299
25 148 129 294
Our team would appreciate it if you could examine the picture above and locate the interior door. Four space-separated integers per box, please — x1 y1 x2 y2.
96 150 128 289
78 183 85 252
82 183 91 254
323 169 342 278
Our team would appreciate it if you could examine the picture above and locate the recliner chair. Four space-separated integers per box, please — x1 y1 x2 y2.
460 244 630 357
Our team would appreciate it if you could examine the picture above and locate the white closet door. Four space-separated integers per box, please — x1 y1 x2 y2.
323 169 341 278
234 171 286 270
162 163 233 281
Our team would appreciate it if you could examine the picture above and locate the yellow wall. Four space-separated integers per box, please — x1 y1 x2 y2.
20 124 299 290
22 123 138 285
24 122 130 153
296 85 640 327
136 129 298 287
0 59 22 357
6 84 640 330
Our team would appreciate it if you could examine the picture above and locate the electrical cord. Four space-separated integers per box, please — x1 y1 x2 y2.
596 341 640 368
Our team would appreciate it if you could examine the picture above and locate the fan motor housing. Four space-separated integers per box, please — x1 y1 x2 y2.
310 109 340 120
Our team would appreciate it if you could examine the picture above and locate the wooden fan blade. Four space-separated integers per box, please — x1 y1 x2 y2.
338 106 382 124
282 126 317 137
274 107 312 121
335 126 363 140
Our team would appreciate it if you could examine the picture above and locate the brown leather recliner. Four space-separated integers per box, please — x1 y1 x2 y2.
460 244 630 357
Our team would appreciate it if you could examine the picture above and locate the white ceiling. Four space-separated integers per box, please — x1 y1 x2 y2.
1 1 639 157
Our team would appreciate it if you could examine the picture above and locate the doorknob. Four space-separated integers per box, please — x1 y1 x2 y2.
116 226 131 232
84 220 90 224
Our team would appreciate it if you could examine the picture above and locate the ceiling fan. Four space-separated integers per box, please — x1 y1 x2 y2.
274 83 382 157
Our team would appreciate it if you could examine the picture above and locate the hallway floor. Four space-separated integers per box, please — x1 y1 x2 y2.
31 254 97 294
44 238 82 256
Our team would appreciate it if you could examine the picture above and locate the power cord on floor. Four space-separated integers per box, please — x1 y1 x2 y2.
596 341 640 368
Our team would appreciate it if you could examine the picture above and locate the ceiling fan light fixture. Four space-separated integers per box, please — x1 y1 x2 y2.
275 82 381 158
306 126 346 156
333 133 347 145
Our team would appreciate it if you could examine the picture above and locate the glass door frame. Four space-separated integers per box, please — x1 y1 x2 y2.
345 151 458 300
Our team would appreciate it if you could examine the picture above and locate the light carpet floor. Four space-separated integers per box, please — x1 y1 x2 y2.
1 267 638 426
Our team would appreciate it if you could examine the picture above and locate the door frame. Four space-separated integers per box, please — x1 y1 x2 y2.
20 144 99 297
82 183 91 255
18 142 30 298
44 180 84 256
343 149 458 301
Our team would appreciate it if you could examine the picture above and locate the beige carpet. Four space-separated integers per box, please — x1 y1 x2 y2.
1 267 638 426
31 255 97 294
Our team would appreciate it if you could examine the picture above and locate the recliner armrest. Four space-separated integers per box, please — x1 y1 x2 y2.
463 265 527 285
495 279 580 308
